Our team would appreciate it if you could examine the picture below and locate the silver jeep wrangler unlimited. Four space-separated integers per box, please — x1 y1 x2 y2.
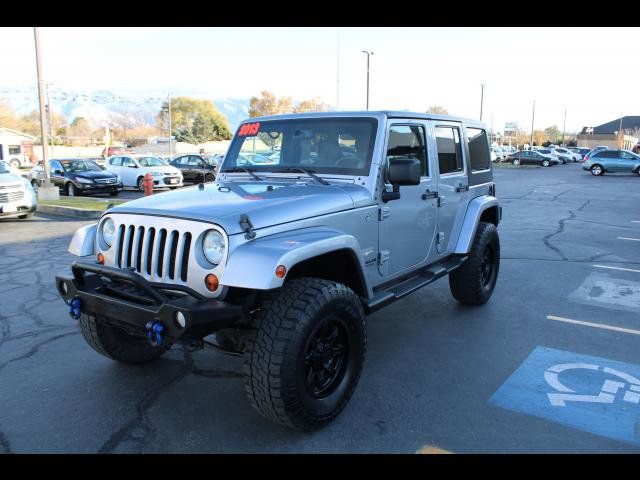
56 111 501 430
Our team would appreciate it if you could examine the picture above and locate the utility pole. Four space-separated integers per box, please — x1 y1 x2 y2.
46 82 54 156
168 93 172 158
561 108 566 147
480 83 485 121
530 100 536 147
33 27 58 199
336 28 340 110
361 50 373 110
619 115 624 148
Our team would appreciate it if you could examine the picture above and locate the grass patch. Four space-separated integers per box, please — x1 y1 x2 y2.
493 162 540 169
39 197 127 211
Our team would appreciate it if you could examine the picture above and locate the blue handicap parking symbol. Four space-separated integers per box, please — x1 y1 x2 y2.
490 346 640 446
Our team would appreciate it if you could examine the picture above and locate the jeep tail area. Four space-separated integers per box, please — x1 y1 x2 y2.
56 111 501 431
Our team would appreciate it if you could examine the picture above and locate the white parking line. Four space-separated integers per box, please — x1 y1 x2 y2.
593 265 640 274
547 315 640 336
618 237 640 242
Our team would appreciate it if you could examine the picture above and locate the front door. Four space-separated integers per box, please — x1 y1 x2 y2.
50 160 65 190
378 122 438 277
432 122 468 255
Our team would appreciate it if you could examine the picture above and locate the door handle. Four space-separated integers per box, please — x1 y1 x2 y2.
422 189 438 200
456 183 469 192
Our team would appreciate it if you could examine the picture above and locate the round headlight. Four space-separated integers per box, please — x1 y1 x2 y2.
203 230 225 265
102 217 116 247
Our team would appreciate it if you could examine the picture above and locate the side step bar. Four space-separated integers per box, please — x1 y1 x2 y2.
364 255 468 314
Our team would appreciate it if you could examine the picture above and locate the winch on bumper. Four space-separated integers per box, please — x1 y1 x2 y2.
55 260 243 344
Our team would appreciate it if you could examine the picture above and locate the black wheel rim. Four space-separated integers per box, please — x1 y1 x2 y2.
303 317 349 399
481 245 495 288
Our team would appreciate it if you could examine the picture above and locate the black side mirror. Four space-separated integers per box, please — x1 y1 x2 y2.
382 158 421 202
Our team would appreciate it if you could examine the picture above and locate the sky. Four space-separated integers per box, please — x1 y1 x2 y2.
1 26 638 133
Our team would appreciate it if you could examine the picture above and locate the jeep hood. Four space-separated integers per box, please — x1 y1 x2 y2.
107 180 366 235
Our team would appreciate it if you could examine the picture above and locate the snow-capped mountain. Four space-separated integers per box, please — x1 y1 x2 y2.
0 87 249 131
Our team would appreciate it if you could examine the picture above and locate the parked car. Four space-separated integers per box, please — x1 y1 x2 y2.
537 148 565 164
583 146 609 163
506 150 560 167
105 155 183 191
490 149 498 162
0 160 22 176
582 149 640 176
101 146 134 158
568 147 591 160
550 147 578 163
56 111 501 431
170 154 223 184
0 161 37 219
31 159 123 197
490 146 505 161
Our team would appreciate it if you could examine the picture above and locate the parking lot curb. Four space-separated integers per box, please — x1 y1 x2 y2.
37 204 104 219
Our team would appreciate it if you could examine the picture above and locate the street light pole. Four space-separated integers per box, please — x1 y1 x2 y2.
561 108 566 147
530 100 536 148
34 27 50 182
361 50 374 110
480 83 485 121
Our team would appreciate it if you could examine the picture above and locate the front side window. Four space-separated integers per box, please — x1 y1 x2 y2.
110 157 122 166
122 157 136 168
435 126 464 174
50 160 63 173
137 156 166 167
223 118 378 176
386 125 428 177
466 127 490 172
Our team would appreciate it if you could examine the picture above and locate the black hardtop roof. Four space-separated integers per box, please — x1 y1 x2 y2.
240 110 485 127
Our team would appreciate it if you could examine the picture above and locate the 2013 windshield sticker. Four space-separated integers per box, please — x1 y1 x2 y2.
238 123 260 136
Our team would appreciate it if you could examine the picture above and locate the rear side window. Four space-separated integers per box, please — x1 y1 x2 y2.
466 127 490 172
386 125 428 177
595 151 616 158
435 126 463 174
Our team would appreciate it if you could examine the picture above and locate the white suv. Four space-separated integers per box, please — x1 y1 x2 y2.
105 155 183 191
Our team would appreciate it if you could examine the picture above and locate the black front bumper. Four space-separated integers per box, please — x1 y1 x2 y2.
55 261 243 343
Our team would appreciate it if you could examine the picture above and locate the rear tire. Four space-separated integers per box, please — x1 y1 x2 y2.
205 173 215 182
79 313 169 364
243 278 366 430
449 222 500 305
591 164 604 176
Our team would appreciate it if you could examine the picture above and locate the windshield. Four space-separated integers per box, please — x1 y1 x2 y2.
137 156 167 167
222 117 378 176
60 160 102 172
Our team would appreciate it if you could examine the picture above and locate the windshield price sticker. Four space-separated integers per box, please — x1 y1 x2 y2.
238 123 261 136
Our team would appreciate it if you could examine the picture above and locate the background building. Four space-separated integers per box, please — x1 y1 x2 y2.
577 116 640 150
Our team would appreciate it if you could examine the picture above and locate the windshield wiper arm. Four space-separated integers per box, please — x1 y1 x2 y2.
276 167 330 185
223 167 262 181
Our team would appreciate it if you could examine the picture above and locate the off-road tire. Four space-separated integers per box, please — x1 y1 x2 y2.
243 277 366 430
79 312 169 364
449 221 500 305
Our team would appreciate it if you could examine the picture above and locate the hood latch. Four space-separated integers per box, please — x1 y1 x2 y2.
239 214 257 240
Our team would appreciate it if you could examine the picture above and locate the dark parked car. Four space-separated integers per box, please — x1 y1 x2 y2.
31 158 123 196
505 150 561 167
170 154 223 183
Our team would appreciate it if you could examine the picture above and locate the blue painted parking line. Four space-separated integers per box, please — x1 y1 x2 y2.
490 346 640 447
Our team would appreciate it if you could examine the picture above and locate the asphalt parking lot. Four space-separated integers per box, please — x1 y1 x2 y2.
1 162 639 453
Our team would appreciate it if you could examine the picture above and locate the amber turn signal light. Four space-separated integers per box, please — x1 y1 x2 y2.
97 253 105 264
275 265 286 279
205 274 219 292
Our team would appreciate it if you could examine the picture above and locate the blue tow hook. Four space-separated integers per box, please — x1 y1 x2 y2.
145 321 165 347
69 297 82 320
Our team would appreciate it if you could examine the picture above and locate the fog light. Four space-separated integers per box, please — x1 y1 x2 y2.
175 311 186 329
97 253 105 264
275 265 287 279
205 274 219 292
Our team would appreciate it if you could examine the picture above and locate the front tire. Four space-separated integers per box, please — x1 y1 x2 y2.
9 159 20 169
449 222 500 305
542 159 550 167
66 182 78 196
243 278 366 430
79 313 169 364
513 158 520 166
137 176 145 192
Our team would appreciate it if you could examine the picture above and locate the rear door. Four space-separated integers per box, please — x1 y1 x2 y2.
431 121 468 254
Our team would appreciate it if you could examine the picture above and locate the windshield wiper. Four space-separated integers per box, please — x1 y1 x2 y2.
275 167 330 185
222 167 262 181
